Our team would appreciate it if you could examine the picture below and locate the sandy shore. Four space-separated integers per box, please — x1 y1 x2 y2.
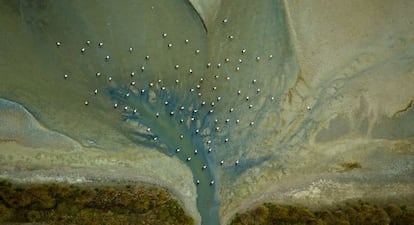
1 1 413 224
219 0 414 223
0 142 201 225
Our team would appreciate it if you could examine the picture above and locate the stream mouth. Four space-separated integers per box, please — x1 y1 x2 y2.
0 1 296 224
109 85 222 225
3 1 414 224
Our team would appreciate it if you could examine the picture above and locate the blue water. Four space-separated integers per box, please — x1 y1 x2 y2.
0 1 298 224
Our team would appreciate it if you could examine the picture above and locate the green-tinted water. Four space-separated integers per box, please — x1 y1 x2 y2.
0 1 297 224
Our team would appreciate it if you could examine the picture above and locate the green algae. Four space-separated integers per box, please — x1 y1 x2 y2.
0 180 194 225
230 202 414 225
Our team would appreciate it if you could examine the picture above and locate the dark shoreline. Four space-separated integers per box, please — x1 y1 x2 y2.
230 201 414 225
0 179 194 225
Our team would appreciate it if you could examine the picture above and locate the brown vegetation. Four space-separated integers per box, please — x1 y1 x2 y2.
340 162 362 172
0 180 194 225
230 201 414 225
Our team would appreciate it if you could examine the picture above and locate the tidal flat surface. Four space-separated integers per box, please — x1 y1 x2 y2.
1 1 414 225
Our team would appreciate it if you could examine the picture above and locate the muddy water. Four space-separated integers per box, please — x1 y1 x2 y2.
0 1 297 224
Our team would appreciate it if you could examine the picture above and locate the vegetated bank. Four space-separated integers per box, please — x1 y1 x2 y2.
230 201 414 225
0 179 194 225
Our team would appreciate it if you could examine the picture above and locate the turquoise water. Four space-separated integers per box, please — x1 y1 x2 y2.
0 1 297 224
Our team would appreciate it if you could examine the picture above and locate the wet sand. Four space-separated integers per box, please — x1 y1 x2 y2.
1 1 414 225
